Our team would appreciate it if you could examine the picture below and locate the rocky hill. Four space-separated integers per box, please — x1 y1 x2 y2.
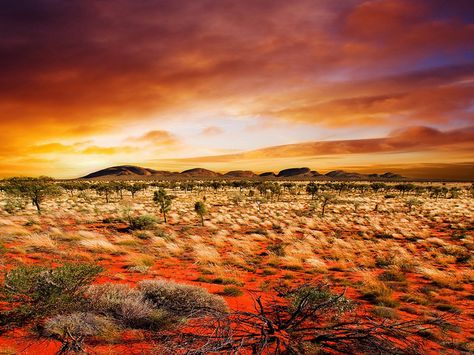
81 165 404 180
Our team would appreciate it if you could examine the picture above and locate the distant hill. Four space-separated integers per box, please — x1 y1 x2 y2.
180 168 222 178
259 172 276 177
325 170 364 179
325 170 402 180
81 165 404 180
277 167 321 177
224 170 258 178
82 165 165 179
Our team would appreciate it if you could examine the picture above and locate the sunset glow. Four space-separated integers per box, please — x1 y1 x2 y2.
1 0 473 179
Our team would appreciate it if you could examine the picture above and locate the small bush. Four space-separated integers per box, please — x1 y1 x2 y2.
85 284 169 329
0 263 103 327
371 306 399 319
267 242 286 256
212 278 244 286
221 286 243 297
360 276 399 308
138 280 228 317
43 312 117 353
378 270 406 282
128 215 157 230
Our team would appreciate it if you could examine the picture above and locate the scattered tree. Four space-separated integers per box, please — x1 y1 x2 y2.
318 193 335 217
3 177 61 214
194 201 207 226
126 183 148 199
306 182 319 200
153 188 173 223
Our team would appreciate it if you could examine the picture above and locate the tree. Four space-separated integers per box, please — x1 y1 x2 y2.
59 181 77 198
269 183 282 201
370 182 386 193
319 193 335 217
3 177 61 214
194 201 206 226
94 182 114 203
306 182 319 200
406 198 422 212
112 181 127 200
394 183 415 197
153 188 173 223
126 183 147 199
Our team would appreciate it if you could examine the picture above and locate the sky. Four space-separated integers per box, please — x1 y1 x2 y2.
0 0 473 179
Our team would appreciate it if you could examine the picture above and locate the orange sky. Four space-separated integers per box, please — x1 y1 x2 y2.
0 0 473 179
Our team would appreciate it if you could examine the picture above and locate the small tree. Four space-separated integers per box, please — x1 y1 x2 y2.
194 201 206 226
394 183 415 197
318 193 335 217
127 183 147 199
269 183 282 201
306 182 319 200
370 182 386 193
112 181 127 200
153 188 173 223
405 198 422 212
94 182 114 203
4 177 61 214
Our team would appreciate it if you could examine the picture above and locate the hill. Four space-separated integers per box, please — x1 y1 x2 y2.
224 170 258 178
82 165 165 179
81 165 404 180
179 168 222 178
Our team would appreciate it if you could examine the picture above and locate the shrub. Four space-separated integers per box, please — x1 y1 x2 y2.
222 286 243 297
43 312 117 353
378 270 406 282
371 306 400 319
212 278 244 286
267 242 286 256
138 279 228 317
360 276 399 308
0 264 102 329
85 284 169 329
165 283 449 354
128 215 157 230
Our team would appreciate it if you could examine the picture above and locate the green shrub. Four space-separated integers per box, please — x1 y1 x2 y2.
128 215 157 230
0 263 102 329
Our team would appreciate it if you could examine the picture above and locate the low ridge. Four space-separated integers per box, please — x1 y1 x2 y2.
81 165 405 180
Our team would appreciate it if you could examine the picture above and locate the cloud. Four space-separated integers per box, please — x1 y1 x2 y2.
259 64 474 126
0 1 473 177
179 126 474 161
80 146 137 155
201 126 224 136
128 130 179 146
1 0 472 135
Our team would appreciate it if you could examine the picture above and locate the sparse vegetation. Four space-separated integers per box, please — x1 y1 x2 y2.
0 179 471 353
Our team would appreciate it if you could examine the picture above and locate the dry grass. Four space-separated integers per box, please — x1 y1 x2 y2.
0 181 472 352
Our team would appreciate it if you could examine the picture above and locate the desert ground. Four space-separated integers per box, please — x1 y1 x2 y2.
0 179 472 354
